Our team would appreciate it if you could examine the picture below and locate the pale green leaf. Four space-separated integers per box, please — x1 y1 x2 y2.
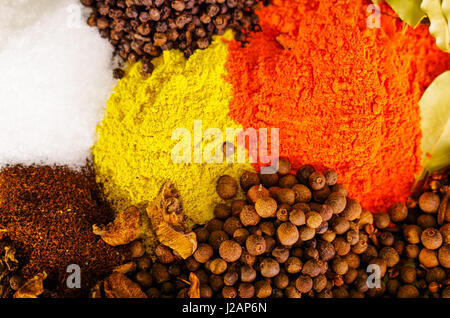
421 0 450 52
386 0 427 28
419 70 450 177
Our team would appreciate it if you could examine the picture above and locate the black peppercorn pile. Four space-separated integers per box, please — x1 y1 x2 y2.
81 0 265 75
103 163 449 298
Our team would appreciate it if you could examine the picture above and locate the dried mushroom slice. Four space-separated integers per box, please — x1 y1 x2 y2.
103 272 147 298
147 182 197 259
14 272 47 298
93 205 141 246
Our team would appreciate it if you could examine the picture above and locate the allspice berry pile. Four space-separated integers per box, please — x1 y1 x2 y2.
104 164 449 298
81 0 265 75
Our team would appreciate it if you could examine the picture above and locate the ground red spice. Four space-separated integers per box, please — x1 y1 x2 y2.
225 0 450 212
0 165 130 297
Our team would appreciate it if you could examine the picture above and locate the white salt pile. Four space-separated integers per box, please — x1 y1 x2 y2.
0 0 115 168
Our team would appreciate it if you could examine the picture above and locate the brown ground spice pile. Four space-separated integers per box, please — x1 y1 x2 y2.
0 165 130 297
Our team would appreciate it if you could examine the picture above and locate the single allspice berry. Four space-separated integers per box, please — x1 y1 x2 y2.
379 247 400 267
277 222 299 246
217 175 238 200
309 172 326 191
224 271 239 286
438 245 450 268
277 157 292 175
419 248 439 268
247 184 270 203
418 192 440 214
259 258 281 278
194 243 214 263
214 203 232 219
219 240 242 262
246 234 267 256
129 240 146 258
403 224 422 244
397 284 420 298
285 257 303 274
155 244 175 264
292 184 312 203
341 199 362 221
289 209 306 226
388 202 408 222
240 205 261 226
296 165 315 185
421 228 443 250
210 258 228 275
240 171 260 191
374 212 390 229
323 169 338 186
325 192 347 214
223 216 242 236
255 280 272 298
255 197 278 218
295 275 313 293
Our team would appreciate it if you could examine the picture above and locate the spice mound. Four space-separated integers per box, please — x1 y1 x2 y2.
81 0 265 74
226 0 450 212
93 32 254 231
0 165 130 297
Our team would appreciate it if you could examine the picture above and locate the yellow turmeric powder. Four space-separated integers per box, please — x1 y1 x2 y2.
93 31 253 231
